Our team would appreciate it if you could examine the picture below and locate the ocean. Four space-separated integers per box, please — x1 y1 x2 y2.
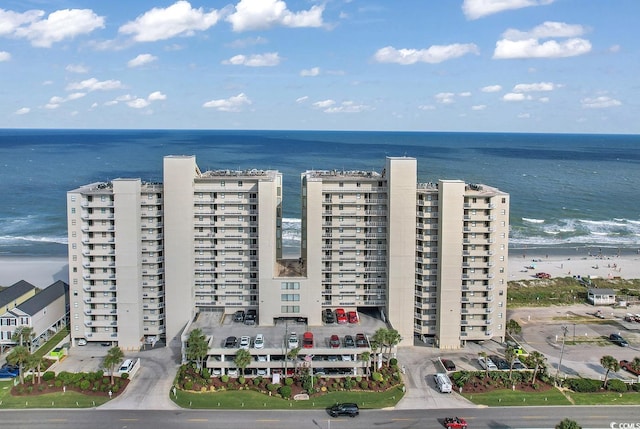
1 129 639 257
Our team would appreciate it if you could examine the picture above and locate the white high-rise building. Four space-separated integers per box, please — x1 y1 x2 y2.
67 155 509 350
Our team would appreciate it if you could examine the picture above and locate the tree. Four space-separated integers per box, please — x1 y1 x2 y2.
630 357 640 374
185 328 208 373
600 355 620 388
478 351 489 378
234 349 252 377
103 346 124 385
506 319 522 338
359 351 371 379
25 353 46 385
556 418 581 429
504 346 517 380
383 329 402 367
371 328 388 362
12 326 35 352
6 345 31 384
529 351 546 384
286 346 301 377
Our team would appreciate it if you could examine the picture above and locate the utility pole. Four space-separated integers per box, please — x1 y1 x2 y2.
555 325 569 386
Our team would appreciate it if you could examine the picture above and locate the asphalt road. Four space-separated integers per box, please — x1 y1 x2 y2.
1 406 639 429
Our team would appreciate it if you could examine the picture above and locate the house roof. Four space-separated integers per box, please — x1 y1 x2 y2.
0 280 38 307
17 280 68 316
587 288 616 295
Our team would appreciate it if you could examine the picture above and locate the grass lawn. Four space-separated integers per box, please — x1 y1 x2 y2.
568 391 640 406
172 385 405 409
462 388 571 406
0 380 110 409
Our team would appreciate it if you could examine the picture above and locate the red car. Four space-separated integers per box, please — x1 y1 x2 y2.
302 331 314 348
335 308 347 324
329 334 340 348
620 360 640 376
347 311 358 324
444 417 468 429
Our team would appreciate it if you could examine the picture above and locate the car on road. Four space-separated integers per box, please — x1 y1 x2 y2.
239 335 251 350
441 359 456 371
355 333 368 347
535 272 551 279
347 311 358 323
620 359 640 376
478 356 498 370
344 335 355 348
329 403 359 417
610 333 629 347
444 417 468 428
224 336 238 348
329 334 340 348
288 332 299 349
336 308 347 324
302 331 314 348
323 309 335 324
254 334 265 349
233 310 245 322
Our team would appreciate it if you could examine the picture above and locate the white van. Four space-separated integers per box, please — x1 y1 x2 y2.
434 373 452 393
119 359 134 374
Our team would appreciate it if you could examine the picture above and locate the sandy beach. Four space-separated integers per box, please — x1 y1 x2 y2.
1 247 639 289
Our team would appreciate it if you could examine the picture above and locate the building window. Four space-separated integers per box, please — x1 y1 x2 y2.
281 294 300 302
281 305 300 313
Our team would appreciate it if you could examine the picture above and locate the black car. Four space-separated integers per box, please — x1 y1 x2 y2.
224 336 238 348
355 333 368 347
490 355 509 370
344 335 355 348
233 310 245 322
610 333 629 347
441 359 456 371
329 403 359 417
323 309 336 324
245 309 257 325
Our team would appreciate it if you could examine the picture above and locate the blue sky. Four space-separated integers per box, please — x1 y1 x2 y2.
0 0 638 133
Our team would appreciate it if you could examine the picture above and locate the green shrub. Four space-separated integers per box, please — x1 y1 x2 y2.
284 377 294 386
201 368 210 379
267 383 278 392
372 372 383 382
389 358 398 367
120 372 129 380
79 380 91 390
279 385 292 399
221 375 229 383
42 371 56 381
360 380 369 389
355 376 362 383
54 380 63 388
607 379 628 393
238 376 246 385
253 378 261 386
184 381 194 390
565 378 601 393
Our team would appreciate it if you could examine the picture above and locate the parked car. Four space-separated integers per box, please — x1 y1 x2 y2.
535 272 551 279
77 338 87 346
245 309 257 325
347 311 358 323
610 333 629 347
233 310 245 322
224 336 238 348
336 308 347 324
254 334 265 349
441 359 456 371
329 334 340 348
478 356 498 370
288 332 299 349
444 417 468 429
490 355 509 370
355 333 368 347
513 358 526 370
344 335 355 348
620 360 640 376
302 331 314 348
227 368 238 377
239 335 251 350
329 403 359 417
323 309 336 324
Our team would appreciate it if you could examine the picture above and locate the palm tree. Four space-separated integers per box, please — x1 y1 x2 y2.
103 346 124 385
478 351 489 378
504 346 517 380
384 329 402 367
286 346 301 377
12 326 35 351
556 418 582 429
234 349 252 377
6 345 31 384
359 351 371 379
529 351 546 384
185 328 209 374
600 355 620 388
371 328 388 361
25 353 46 385
506 319 522 339
630 357 640 374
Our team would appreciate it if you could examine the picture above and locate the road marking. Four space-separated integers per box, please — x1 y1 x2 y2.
521 416 544 419
392 418 413 421
48 419 68 422
256 420 281 422
119 419 139 422
187 418 209 422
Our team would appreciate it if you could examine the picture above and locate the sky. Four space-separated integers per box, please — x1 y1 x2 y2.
0 0 638 133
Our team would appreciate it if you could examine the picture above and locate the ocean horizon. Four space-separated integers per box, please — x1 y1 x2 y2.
1 129 639 257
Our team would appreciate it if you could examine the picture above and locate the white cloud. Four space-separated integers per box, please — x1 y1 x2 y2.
119 1 222 42
228 36 268 49
128 54 158 68
15 107 30 115
418 105 435 110
227 0 324 32
13 8 105 48
66 64 88 73
0 51 10 61
45 92 86 109
373 43 479 65
481 85 502 93
502 21 587 41
608 44 621 53
512 82 557 92
503 93 532 101
0 9 44 35
300 67 320 77
459 91 472 97
471 105 487 110
494 21 591 59
127 98 150 109
462 0 555 20
435 92 456 104
66 92 86 101
324 101 373 114
223 52 281 67
203 93 252 112
148 91 167 101
312 99 336 109
66 78 124 92
518 113 531 118
581 96 621 109
296 96 309 103
539 97 550 103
